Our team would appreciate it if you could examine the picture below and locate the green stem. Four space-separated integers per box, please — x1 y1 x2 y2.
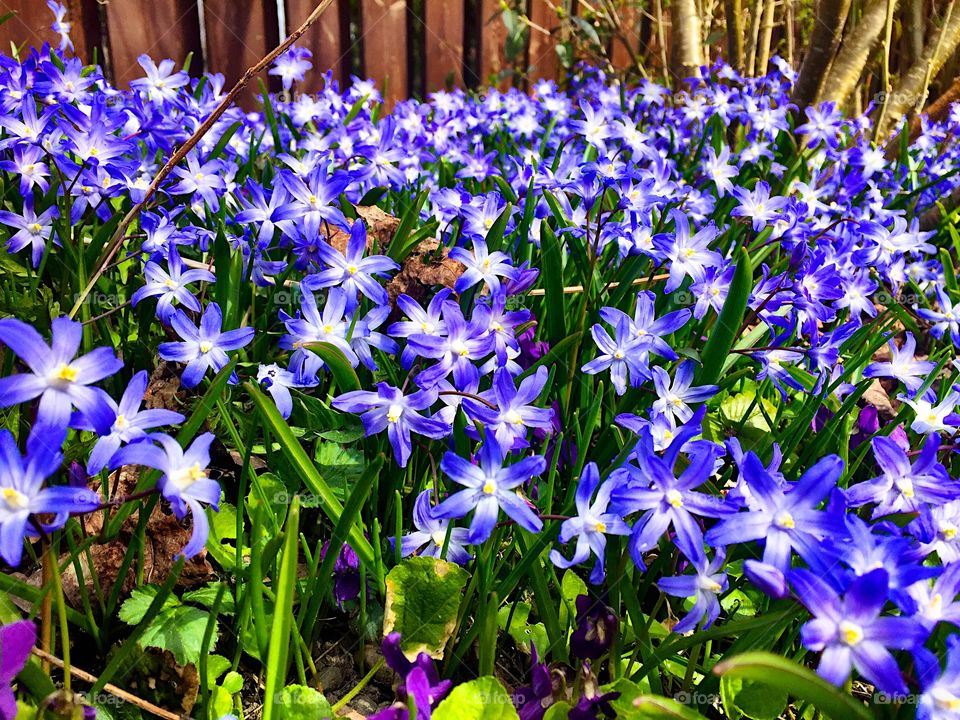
47 542 71 692
330 658 385 713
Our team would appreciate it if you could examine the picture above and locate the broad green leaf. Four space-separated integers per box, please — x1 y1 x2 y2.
543 702 573 719
383 557 469 660
432 677 519 720
273 685 333 720
498 602 548 656
559 569 588 629
183 584 237 616
136 604 216 666
720 675 787 720
713 651 873 720
698 248 752 386
118 586 178 625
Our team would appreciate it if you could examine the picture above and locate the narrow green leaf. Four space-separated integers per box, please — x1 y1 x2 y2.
713 651 873 720
698 248 752 386
303 341 362 393
262 497 301 720
246 381 375 566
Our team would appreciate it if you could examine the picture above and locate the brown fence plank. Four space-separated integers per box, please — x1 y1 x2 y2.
105 0 202 88
527 0 559 83
480 0 509 87
0 0 102 62
360 0 408 107
285 0 349 91
203 0 280 103
610 0 639 69
424 0 464 91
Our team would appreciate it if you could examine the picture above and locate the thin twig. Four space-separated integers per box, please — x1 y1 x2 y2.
31 648 182 720
68 0 339 319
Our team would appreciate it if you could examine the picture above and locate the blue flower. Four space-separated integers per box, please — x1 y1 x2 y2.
394 489 472 565
131 245 216 323
433 441 545 544
650 361 718 423
449 238 519 294
269 45 313 91
705 452 847 573
332 383 450 467
791 568 925 695
658 548 728 633
463 367 554 452
612 413 728 566
549 462 630 584
918 635 960 719
158 303 253 388
73 370 185 475
864 332 936 394
0 316 122 431
0 429 100 566
846 435 955 518
111 433 220 559
301 220 399 310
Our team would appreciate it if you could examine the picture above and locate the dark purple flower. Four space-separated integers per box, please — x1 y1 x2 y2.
320 541 362 607
570 595 618 660
0 620 35 720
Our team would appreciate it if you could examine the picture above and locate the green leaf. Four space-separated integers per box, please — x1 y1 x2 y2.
302 341 361 393
274 685 333 720
543 702 574 719
498 602 548 656
698 248 752 386
625 696 711 719
713 651 873 720
118 586 178 625
263 498 301 720
720 675 787 720
432 677 519 720
559 569 588 629
383 557 469 660
137 605 216 666
183 584 237 616
246 381 375 566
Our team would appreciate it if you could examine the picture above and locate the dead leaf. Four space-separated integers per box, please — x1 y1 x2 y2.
385 239 465 311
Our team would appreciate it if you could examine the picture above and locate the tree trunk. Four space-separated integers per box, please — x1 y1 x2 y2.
905 0 926 63
790 0 853 110
725 0 745 70
670 0 704 78
745 0 764 74
820 0 897 105
878 0 960 137
757 0 777 73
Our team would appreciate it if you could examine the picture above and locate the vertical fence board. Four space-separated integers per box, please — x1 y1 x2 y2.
424 0 464 91
285 0 349 91
203 0 280 103
610 1 639 69
360 0 408 107
0 3 61 60
480 0 508 87
527 0 559 82
105 0 202 88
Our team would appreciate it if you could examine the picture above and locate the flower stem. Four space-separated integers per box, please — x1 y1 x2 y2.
47 541 72 692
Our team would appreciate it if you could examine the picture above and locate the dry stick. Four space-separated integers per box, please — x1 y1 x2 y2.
31 648 181 720
68 0 338 320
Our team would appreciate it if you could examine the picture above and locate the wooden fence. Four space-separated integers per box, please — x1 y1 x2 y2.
0 0 588 106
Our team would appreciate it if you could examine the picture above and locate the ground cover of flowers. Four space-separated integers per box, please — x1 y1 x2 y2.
3 13 960 720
